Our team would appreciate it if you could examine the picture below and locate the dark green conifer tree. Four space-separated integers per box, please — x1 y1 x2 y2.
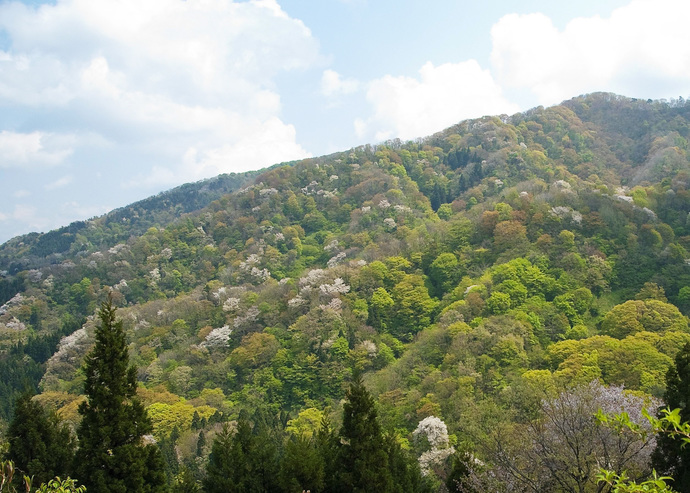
204 411 257 493
316 416 341 493
652 341 690 491
74 297 167 493
160 427 180 484
171 467 201 493
204 408 282 493
278 435 325 493
6 393 75 486
195 431 205 458
385 432 431 493
337 373 393 493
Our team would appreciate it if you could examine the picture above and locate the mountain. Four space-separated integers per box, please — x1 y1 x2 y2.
2 92 690 490
0 168 269 276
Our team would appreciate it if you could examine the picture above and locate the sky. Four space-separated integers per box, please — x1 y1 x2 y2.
2 0 690 244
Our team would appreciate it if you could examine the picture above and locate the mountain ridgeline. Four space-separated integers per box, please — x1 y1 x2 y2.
3 92 690 491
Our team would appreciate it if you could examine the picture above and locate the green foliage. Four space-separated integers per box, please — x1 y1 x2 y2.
390 275 438 341
601 300 688 339
6 394 75 487
204 408 283 493
34 478 86 493
6 93 690 492
368 287 394 332
596 406 690 493
428 253 462 296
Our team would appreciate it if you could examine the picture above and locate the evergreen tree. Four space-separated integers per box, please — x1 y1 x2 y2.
204 409 281 493
191 411 201 430
160 427 180 484
195 431 205 458
457 173 467 192
74 297 167 493
249 409 281 492
652 341 690 491
204 410 258 493
385 432 431 493
337 373 393 492
6 393 75 486
170 467 200 493
316 416 341 493
279 435 325 493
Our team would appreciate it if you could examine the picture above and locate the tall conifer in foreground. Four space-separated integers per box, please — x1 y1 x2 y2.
337 373 393 493
74 296 167 493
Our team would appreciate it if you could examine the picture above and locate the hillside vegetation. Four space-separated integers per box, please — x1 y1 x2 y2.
3 92 690 491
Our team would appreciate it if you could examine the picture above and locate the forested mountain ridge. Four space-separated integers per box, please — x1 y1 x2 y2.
0 168 271 276
3 92 690 491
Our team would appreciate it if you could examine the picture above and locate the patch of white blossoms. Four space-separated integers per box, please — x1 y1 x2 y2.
319 297 343 312
319 278 350 296
384 218 397 229
233 307 260 329
222 297 241 312
413 416 455 476
359 340 377 357
550 206 582 224
324 239 340 252
5 317 26 331
327 252 347 268
259 187 278 197
0 293 23 316
114 279 128 291
202 325 233 348
288 295 308 308
300 269 326 289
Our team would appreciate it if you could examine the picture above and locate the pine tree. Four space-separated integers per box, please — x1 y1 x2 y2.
278 435 325 493
160 427 180 483
652 341 690 491
204 412 256 493
6 393 75 486
337 373 393 493
74 297 167 493
195 431 205 458
204 409 281 493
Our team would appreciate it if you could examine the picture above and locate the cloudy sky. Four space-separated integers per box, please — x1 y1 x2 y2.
2 0 690 243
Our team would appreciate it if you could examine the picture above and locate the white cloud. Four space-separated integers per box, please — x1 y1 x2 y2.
59 201 111 220
321 69 359 96
45 175 73 191
13 190 30 198
0 131 74 167
0 0 320 176
355 60 519 141
6 204 49 231
490 0 690 106
124 116 310 188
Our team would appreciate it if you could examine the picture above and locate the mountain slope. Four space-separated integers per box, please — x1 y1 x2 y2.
0 169 269 276
1 92 690 488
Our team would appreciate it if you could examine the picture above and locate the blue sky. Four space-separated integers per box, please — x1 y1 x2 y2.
1 0 688 243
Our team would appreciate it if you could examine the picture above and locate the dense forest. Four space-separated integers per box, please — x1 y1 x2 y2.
3 92 690 491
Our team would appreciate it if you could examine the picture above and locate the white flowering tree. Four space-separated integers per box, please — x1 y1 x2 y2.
413 416 455 477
